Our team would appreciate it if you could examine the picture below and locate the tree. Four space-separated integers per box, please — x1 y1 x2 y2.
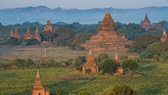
129 34 160 53
21 39 39 45
94 53 109 64
100 59 117 74
103 84 137 95
72 34 91 49
41 32 56 42
7 37 19 45
24 59 34 68
73 56 86 67
55 28 77 46
122 59 138 76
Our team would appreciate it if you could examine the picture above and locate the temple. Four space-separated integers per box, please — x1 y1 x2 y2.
32 70 50 95
34 27 42 42
24 27 33 40
160 29 167 42
114 48 123 74
9 30 14 38
140 14 152 30
13 27 22 42
156 21 164 31
83 12 131 50
44 18 53 32
82 48 99 74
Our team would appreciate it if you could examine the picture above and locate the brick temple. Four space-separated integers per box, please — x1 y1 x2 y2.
140 14 152 30
24 27 33 40
32 70 50 95
83 12 132 51
34 27 42 42
44 18 53 32
9 27 22 42
82 48 99 74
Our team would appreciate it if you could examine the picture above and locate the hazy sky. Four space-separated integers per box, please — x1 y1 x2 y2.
1 0 168 9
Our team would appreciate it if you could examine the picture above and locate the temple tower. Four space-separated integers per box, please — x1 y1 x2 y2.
114 48 123 74
44 18 53 32
24 27 33 40
160 29 167 42
82 48 99 74
34 27 42 42
32 70 50 95
13 27 21 42
9 30 14 38
156 21 164 31
140 14 152 30
83 12 131 50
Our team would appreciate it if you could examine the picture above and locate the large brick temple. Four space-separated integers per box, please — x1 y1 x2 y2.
83 12 132 51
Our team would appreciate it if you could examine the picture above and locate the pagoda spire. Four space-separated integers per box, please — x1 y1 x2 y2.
144 14 150 22
47 17 51 25
87 48 94 61
33 70 44 89
100 11 116 31
26 27 31 34
9 30 14 37
114 47 119 63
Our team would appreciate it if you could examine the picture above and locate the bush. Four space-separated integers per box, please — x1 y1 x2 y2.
94 53 109 64
100 58 117 74
103 84 137 95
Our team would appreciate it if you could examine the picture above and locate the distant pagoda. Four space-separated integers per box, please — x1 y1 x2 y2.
160 29 167 42
34 27 42 42
24 27 33 39
11 27 21 42
83 12 131 50
140 14 152 30
32 70 50 95
44 18 53 32
156 21 164 31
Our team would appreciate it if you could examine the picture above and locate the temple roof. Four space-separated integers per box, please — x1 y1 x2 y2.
143 14 151 23
100 12 116 31
33 70 44 89
87 48 94 61
26 27 31 34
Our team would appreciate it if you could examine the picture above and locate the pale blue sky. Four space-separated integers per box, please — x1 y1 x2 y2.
1 0 168 9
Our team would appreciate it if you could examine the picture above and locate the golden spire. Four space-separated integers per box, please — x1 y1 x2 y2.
33 70 44 89
114 47 119 63
86 48 94 63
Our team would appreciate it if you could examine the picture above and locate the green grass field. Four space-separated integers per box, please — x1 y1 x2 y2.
0 62 168 95
0 46 168 95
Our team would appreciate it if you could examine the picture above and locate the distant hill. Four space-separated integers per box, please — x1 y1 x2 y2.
0 6 168 25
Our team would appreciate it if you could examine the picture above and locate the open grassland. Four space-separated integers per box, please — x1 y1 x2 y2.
0 45 137 62
0 62 168 95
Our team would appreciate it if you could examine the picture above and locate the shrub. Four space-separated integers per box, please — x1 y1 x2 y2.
100 58 117 74
103 84 137 95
